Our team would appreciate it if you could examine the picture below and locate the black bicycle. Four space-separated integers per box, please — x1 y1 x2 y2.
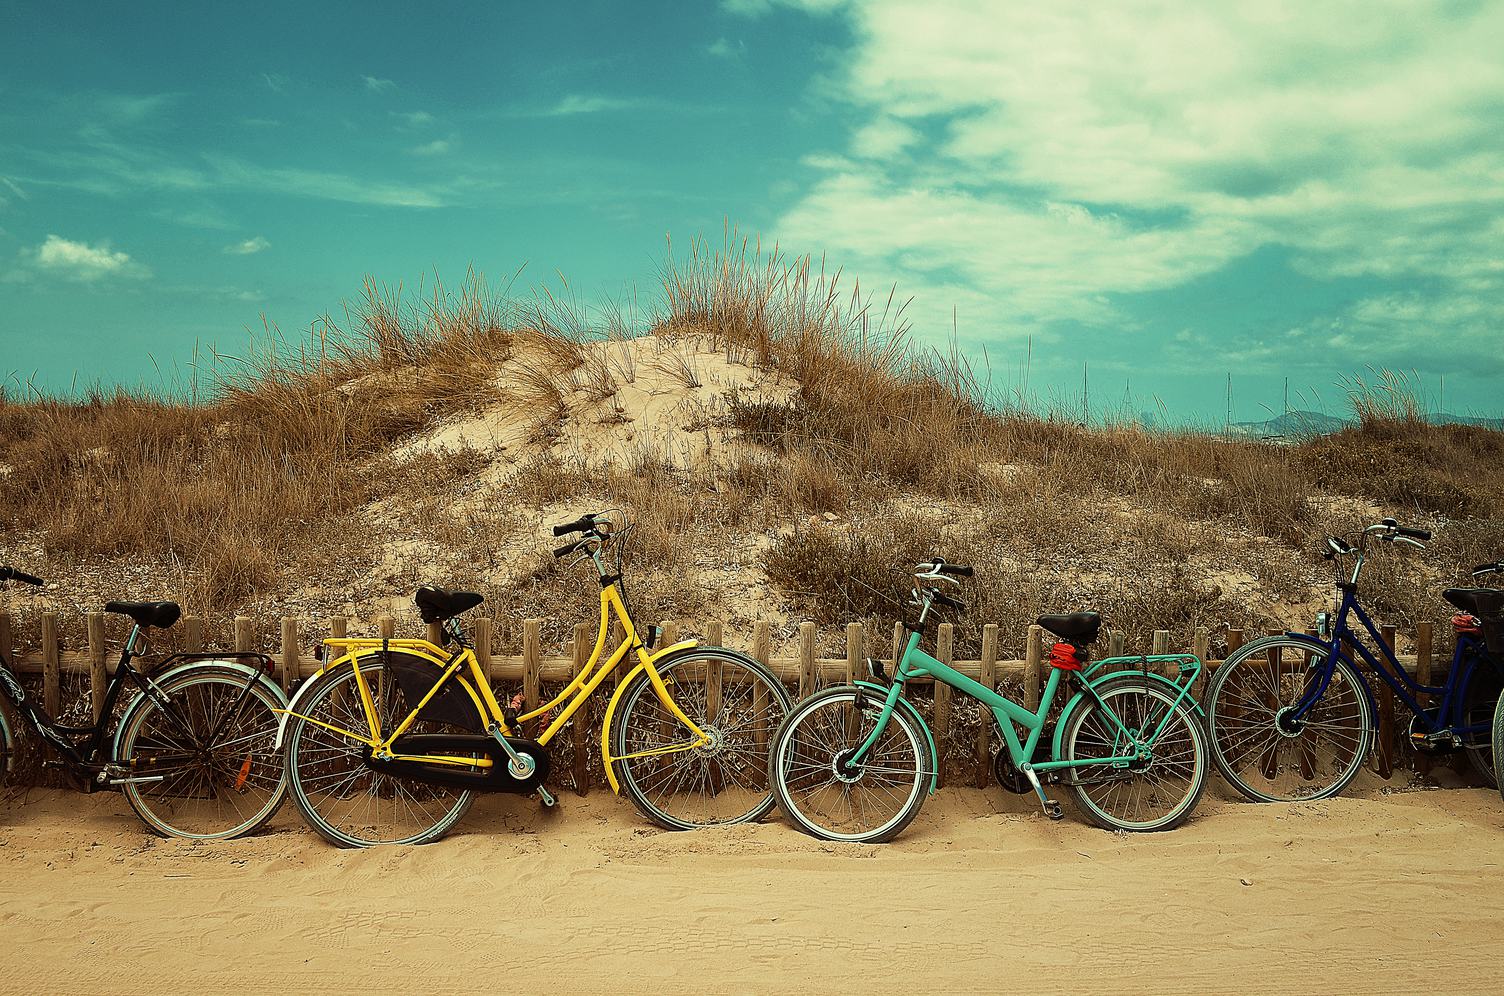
0 566 289 838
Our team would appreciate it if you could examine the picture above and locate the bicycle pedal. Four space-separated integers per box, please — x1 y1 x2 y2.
1043 800 1064 821
536 785 557 808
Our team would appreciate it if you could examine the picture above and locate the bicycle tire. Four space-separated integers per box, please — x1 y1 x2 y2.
1205 636 1373 802
612 646 791 830
285 660 477 847
0 695 23 791
1059 676 1208 831
1495 687 1504 804
769 685 930 844
115 666 289 839
1460 655 1502 788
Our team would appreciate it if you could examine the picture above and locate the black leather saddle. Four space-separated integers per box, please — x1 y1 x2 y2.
104 601 182 629
1444 588 1504 620
1036 612 1102 644
415 587 485 623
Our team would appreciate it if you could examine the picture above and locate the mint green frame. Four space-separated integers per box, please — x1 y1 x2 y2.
852 629 1202 801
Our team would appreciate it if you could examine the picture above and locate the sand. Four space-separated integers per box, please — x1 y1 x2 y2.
2 778 1502 995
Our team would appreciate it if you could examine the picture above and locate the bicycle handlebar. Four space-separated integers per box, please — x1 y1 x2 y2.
932 591 967 612
553 539 588 559
0 567 43 586
1474 561 1504 578
552 513 599 537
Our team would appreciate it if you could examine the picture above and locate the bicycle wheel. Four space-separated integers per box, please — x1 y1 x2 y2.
1495 687 1504 804
1060 676 1208 831
114 667 288 839
611 646 791 830
769 686 930 843
0 696 22 791
285 659 476 847
1460 656 1502 788
1205 637 1373 802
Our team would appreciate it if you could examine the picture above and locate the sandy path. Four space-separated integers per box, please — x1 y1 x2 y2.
2 781 1502 995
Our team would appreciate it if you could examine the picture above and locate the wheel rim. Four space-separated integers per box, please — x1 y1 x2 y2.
1210 640 1369 801
288 663 474 846
120 674 285 839
773 691 925 842
1066 683 1202 830
614 651 788 829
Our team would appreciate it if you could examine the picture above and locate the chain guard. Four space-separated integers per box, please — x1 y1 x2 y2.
366 734 551 794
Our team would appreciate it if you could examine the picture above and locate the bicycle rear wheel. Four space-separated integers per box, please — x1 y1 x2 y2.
1060 677 1207 831
115 667 288 839
285 660 476 847
769 686 930 843
612 647 791 830
1495 688 1504 804
1205 637 1373 802
0 696 22 792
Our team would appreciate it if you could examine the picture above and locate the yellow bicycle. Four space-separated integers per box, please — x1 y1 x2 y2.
277 511 791 846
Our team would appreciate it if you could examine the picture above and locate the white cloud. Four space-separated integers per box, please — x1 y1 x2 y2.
224 236 270 255
545 94 644 116
364 75 397 93
394 110 435 128
707 37 744 59
409 139 451 157
31 235 145 280
771 1 1504 365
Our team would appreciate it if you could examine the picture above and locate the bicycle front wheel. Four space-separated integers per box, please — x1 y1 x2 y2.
0 695 22 792
1460 656 1502 788
611 647 791 830
115 667 288 840
1494 686 1504 803
769 686 930 843
1061 677 1208 831
1205 637 1373 802
285 660 476 847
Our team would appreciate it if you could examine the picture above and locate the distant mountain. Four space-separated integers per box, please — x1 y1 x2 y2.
1432 412 1504 430
1230 410 1348 437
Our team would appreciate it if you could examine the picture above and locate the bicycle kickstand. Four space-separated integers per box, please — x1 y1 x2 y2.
1021 765 1064 821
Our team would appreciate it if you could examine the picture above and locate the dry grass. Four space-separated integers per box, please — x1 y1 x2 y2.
1 237 1500 661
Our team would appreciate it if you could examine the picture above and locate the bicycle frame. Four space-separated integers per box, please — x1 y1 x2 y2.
853 628 1201 786
282 581 710 791
1290 585 1499 740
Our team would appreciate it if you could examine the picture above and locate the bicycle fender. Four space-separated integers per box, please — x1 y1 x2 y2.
852 680 940 795
272 647 489 749
115 659 289 762
599 639 699 794
1050 671 1197 761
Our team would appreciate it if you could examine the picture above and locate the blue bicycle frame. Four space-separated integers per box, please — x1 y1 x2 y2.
1290 584 1499 743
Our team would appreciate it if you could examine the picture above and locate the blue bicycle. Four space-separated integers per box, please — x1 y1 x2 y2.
1204 518 1504 802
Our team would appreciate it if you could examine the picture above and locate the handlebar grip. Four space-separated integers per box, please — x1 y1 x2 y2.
552 515 595 537
933 592 967 612
1473 562 1503 576
1396 526 1431 541
939 563 973 577
553 541 581 559
0 568 43 586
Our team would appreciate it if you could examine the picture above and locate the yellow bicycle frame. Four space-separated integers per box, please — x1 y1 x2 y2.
278 583 709 793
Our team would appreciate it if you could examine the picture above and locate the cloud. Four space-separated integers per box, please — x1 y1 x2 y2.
203 155 446 207
224 236 270 255
0 176 26 208
262 73 289 94
544 94 646 116
707 37 744 59
363 75 397 93
769 1 1504 369
394 110 435 128
409 139 451 157
30 235 146 281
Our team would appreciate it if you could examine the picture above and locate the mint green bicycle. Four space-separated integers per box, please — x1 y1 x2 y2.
769 559 1210 842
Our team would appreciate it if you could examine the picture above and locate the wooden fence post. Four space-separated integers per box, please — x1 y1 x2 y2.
1192 627 1210 697
934 622 954 787
427 621 444 647
845 623 862 684
523 619 542 714
378 615 395 640
182 615 205 654
234 616 254 653
891 622 904 672
42 612 60 717
570 622 590 795
704 620 724 725
280 617 299 693
1109 630 1126 659
1024 625 1043 711
87 612 106 720
0 610 11 671
975 623 998 788
473 617 493 683
798 622 816 698
752 621 772 753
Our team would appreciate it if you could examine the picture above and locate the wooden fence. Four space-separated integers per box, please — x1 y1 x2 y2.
0 608 1446 792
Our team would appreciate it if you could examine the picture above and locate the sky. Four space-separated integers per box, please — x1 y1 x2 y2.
2 0 1502 421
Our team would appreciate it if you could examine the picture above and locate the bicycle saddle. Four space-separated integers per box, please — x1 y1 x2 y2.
104 600 181 629
1443 588 1504 620
415 587 485 623
1036 612 1101 643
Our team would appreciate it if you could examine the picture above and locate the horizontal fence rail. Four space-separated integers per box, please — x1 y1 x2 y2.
0 608 1445 791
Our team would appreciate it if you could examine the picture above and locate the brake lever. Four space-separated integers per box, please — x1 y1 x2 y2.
1394 536 1426 549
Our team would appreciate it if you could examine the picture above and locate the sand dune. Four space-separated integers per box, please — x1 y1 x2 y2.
2 778 1501 995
